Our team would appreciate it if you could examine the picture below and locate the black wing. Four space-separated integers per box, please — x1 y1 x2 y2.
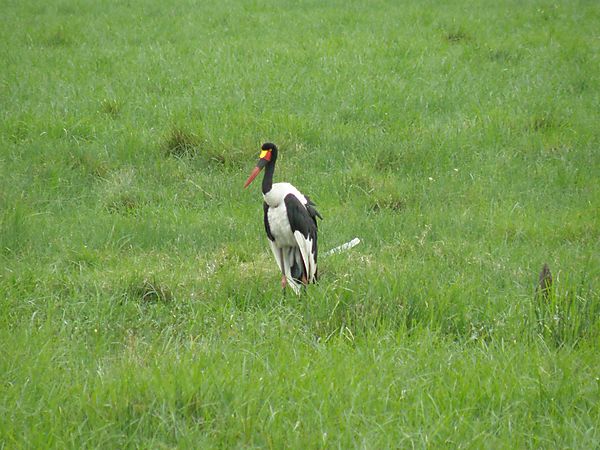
284 194 319 263
263 202 274 241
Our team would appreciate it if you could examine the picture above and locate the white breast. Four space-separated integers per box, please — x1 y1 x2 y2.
267 203 296 248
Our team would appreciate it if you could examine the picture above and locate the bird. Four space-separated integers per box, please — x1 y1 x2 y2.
244 142 322 294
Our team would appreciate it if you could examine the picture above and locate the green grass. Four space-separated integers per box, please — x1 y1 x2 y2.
1 0 599 447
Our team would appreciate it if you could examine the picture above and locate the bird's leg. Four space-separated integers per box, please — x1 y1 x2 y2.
280 249 287 289
301 261 308 285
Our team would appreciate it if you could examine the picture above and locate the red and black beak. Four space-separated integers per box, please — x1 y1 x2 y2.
244 150 272 188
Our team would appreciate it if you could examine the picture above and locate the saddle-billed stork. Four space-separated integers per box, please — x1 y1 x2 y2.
244 143 322 294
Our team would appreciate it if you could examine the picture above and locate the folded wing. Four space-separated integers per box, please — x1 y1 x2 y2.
284 194 319 284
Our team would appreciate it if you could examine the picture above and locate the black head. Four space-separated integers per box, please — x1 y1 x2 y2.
243 142 279 188
261 142 278 151
259 142 278 164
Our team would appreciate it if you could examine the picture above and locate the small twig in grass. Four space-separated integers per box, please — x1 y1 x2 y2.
187 179 213 199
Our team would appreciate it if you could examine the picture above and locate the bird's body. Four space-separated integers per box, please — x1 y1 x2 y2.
265 184 303 248
244 143 321 294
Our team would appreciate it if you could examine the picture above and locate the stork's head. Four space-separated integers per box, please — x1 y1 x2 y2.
243 142 278 188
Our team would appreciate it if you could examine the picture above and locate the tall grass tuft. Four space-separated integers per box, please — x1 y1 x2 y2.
99 98 121 119
531 272 599 347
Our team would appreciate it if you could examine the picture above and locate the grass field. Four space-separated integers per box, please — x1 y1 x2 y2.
1 0 599 447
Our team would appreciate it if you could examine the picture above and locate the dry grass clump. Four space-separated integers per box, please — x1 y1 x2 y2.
128 277 173 303
163 128 200 158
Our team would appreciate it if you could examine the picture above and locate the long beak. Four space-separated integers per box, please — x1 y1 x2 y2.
244 166 262 188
